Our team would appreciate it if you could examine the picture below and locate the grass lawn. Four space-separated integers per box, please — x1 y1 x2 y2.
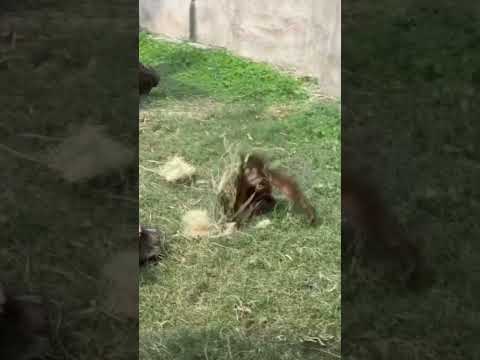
139 33 341 359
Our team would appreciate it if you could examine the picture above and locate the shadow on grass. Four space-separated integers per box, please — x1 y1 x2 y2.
152 63 210 99
139 263 162 285
139 62 211 113
141 327 338 360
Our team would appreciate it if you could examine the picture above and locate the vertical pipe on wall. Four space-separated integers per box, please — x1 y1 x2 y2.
189 0 197 42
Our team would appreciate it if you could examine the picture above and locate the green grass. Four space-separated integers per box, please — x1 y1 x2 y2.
139 33 307 103
342 1 480 359
139 34 340 359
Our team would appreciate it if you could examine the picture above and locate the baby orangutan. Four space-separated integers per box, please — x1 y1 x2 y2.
231 154 316 225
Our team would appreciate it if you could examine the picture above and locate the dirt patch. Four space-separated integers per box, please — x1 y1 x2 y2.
142 98 224 123
265 103 299 119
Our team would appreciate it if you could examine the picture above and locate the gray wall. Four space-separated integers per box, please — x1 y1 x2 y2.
140 0 341 97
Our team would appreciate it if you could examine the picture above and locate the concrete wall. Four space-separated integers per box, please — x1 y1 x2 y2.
140 0 341 97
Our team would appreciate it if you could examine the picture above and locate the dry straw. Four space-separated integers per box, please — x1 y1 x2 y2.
182 209 211 238
141 156 196 183
159 156 196 183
